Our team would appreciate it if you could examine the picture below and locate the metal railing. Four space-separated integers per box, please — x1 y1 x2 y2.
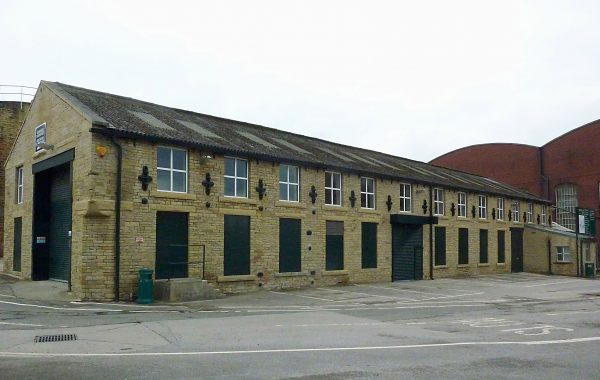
166 243 206 280
0 84 37 109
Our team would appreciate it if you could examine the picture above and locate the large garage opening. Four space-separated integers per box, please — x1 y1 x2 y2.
32 149 74 283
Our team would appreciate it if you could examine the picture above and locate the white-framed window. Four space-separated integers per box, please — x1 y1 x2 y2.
16 166 24 204
556 183 577 230
497 198 505 221
399 183 411 213
541 205 547 225
325 171 342 206
157 147 187 193
526 202 534 223
433 188 445 216
457 192 467 218
478 195 487 219
279 164 299 202
360 177 375 209
512 200 520 223
556 246 572 263
224 157 248 198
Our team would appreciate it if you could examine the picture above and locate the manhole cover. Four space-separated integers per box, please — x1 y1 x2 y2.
34 334 77 343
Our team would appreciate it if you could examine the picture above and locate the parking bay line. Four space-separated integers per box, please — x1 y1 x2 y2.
2 337 600 358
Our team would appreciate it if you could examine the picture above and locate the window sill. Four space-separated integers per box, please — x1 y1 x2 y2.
358 208 379 214
219 196 258 205
554 261 573 265
275 201 304 208
217 274 256 282
478 263 490 267
457 264 470 268
275 271 310 278
497 263 506 266
322 270 349 276
434 265 448 269
323 205 349 212
151 190 196 200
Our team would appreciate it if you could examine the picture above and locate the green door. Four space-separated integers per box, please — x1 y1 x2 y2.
279 218 301 273
326 221 344 270
13 217 22 272
224 215 250 276
156 212 188 279
48 165 72 281
361 222 377 268
510 228 524 272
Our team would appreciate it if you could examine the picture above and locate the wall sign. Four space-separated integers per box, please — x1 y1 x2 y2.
34 123 47 151
36 236 46 244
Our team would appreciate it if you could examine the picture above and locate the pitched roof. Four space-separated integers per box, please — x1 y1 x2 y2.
44 81 546 202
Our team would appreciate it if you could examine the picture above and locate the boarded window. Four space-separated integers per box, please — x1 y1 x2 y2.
497 230 505 263
434 227 446 266
479 229 488 264
224 215 251 276
361 222 377 268
279 218 301 273
459 228 469 265
326 221 344 270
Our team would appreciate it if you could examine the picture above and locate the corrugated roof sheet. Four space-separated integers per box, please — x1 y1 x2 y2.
44 81 547 202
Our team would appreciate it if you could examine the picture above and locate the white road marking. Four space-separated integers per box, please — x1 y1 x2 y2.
502 325 574 335
0 294 16 298
523 280 579 288
317 287 417 301
275 321 429 328
1 337 599 357
0 321 45 327
0 300 123 312
70 302 184 309
546 310 600 316
419 292 484 301
271 292 351 303
244 304 485 312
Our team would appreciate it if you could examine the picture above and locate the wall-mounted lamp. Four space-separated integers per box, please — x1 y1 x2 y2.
138 166 153 191
36 143 54 151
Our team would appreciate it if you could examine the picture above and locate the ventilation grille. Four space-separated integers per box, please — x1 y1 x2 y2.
35 334 77 343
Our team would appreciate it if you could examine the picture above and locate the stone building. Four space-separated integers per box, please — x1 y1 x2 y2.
4 82 552 301
0 100 30 257
430 119 600 274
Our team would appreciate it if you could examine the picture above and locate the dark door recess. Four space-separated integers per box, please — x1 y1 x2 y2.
155 211 188 279
224 215 250 276
326 221 344 270
510 228 524 272
13 217 22 272
279 218 301 273
361 222 377 269
391 224 423 281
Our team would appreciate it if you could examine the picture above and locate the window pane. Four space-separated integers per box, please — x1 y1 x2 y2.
325 172 332 188
361 193 367 208
361 178 366 192
172 171 186 192
157 147 171 168
289 166 298 184
280 183 288 200
325 188 332 204
333 189 340 205
237 179 247 197
332 174 341 189
236 160 247 178
368 194 374 208
157 169 171 191
224 177 235 196
279 165 288 182
172 149 186 170
289 184 298 201
225 158 235 176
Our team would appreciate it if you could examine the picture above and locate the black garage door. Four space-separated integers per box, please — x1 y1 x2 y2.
392 224 423 281
48 165 72 281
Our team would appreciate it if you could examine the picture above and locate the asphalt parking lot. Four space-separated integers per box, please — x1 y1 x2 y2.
1 273 599 379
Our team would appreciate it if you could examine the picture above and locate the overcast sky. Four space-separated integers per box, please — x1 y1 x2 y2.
2 0 600 162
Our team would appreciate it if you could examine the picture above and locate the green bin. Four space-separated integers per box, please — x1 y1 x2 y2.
585 263 596 279
137 268 154 304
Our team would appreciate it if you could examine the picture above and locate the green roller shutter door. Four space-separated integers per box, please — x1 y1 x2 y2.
155 211 189 279
279 218 301 273
48 166 72 281
224 215 251 276
391 224 423 281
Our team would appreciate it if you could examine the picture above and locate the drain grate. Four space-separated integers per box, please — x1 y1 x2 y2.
34 334 77 343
